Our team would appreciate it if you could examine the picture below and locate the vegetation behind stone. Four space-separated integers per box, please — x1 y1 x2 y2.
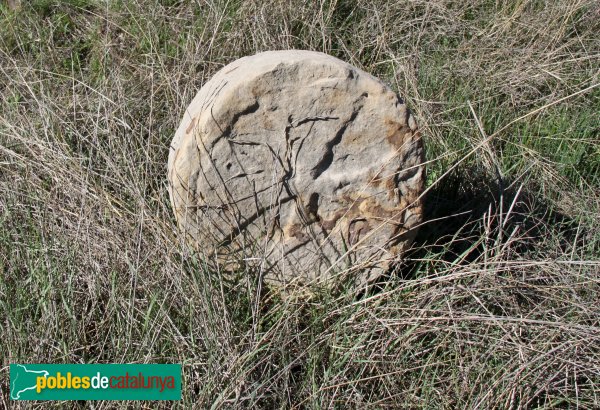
0 0 598 408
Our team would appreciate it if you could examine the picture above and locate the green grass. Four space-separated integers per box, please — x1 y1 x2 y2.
1 0 599 408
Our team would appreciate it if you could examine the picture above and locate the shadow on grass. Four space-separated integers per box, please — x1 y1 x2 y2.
378 167 582 285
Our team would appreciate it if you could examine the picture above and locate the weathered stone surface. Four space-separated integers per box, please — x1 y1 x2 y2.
168 50 424 286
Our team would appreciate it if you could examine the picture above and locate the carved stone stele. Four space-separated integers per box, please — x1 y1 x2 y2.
168 50 425 286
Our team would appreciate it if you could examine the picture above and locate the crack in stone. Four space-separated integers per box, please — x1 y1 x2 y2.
310 109 359 180
218 195 295 248
210 100 260 148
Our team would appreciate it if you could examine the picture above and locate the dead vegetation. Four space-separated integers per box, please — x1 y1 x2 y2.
0 0 598 408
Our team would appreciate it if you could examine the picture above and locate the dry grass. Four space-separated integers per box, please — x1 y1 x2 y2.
0 0 599 408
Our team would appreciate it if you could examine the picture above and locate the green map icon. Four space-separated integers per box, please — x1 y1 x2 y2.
10 364 49 400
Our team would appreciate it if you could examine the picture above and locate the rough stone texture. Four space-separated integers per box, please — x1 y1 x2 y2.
168 50 425 286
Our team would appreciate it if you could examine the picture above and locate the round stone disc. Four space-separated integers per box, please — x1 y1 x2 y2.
168 50 425 286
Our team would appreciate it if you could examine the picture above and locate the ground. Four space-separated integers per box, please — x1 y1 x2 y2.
0 0 599 408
